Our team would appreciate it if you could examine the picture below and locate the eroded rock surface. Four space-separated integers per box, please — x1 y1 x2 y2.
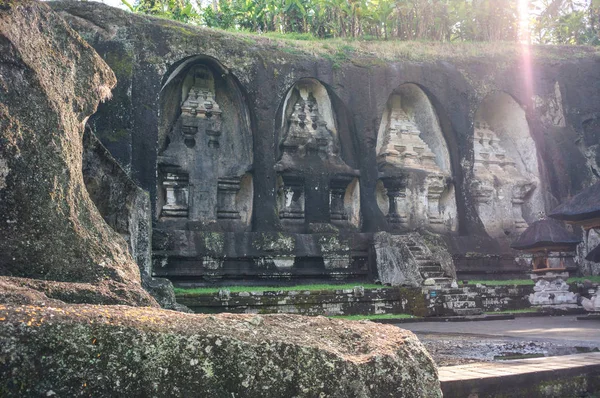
0 304 441 397
0 1 156 306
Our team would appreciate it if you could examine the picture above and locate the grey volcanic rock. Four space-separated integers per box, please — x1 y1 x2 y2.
0 1 156 306
374 232 423 287
83 128 153 277
0 304 441 397
142 275 192 312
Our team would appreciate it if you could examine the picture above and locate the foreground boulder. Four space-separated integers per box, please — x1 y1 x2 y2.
0 304 441 397
0 1 155 306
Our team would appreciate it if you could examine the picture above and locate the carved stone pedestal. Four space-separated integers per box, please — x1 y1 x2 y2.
217 177 241 220
426 174 446 227
581 287 600 312
330 177 350 221
278 175 305 222
529 271 577 306
161 171 189 218
380 176 408 228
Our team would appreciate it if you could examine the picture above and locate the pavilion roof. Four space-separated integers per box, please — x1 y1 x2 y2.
585 243 600 263
549 181 600 222
511 218 581 251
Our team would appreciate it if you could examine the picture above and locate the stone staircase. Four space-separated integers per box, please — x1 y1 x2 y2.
401 235 453 287
401 234 484 316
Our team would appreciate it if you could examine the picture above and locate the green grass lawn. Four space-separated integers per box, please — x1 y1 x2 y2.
466 279 534 286
174 275 600 295
484 308 540 315
328 314 417 321
174 283 389 295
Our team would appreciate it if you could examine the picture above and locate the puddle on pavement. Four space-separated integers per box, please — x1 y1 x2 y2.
415 333 600 366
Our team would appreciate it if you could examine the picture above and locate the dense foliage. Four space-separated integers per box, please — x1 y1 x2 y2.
119 0 600 44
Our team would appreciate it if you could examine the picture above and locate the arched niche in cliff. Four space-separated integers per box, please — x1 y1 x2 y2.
274 78 360 232
375 83 458 233
156 55 254 231
472 92 543 240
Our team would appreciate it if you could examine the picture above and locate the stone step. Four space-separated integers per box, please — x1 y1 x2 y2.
452 308 484 316
419 265 444 272
436 288 464 294
442 293 479 301
421 271 446 278
416 259 441 265
443 300 478 309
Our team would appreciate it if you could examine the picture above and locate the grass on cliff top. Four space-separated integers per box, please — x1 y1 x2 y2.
220 28 600 63
328 313 418 321
484 308 541 315
174 283 390 295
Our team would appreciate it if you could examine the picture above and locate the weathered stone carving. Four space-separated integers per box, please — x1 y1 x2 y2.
276 90 352 174
158 64 252 230
529 271 577 306
380 176 409 227
472 122 536 236
216 177 241 220
277 175 305 223
160 170 190 218
376 92 456 232
377 106 440 174
276 81 360 230
180 66 223 148
330 177 351 221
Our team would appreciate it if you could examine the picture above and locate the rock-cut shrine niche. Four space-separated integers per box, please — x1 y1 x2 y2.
376 84 457 232
275 79 360 232
472 92 542 242
157 60 253 231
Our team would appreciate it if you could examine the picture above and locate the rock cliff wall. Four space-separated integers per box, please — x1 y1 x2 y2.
50 1 600 278
0 0 156 306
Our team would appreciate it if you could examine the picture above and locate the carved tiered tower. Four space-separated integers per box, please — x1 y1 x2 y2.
275 83 359 231
471 122 536 238
157 65 250 230
377 96 452 231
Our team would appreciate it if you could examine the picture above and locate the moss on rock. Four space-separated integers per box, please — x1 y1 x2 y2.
0 304 441 397
0 1 156 306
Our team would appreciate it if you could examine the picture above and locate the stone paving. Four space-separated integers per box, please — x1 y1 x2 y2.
397 316 600 396
438 352 600 381
398 315 600 345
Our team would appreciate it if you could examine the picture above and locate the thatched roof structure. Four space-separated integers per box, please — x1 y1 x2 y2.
549 181 600 222
511 218 581 251
585 243 600 262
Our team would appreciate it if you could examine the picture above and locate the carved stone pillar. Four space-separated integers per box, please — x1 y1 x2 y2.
330 178 350 221
381 176 408 227
278 175 305 221
204 94 222 148
512 181 535 233
217 177 241 220
426 174 446 226
161 171 189 218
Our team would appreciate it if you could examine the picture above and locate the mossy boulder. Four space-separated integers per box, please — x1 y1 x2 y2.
0 1 156 306
0 304 441 397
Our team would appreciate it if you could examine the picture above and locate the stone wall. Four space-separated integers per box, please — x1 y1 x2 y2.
176 284 537 317
425 284 533 316
177 286 428 316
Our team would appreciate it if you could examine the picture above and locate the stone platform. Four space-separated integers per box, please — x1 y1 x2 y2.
440 352 600 397
176 283 536 316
